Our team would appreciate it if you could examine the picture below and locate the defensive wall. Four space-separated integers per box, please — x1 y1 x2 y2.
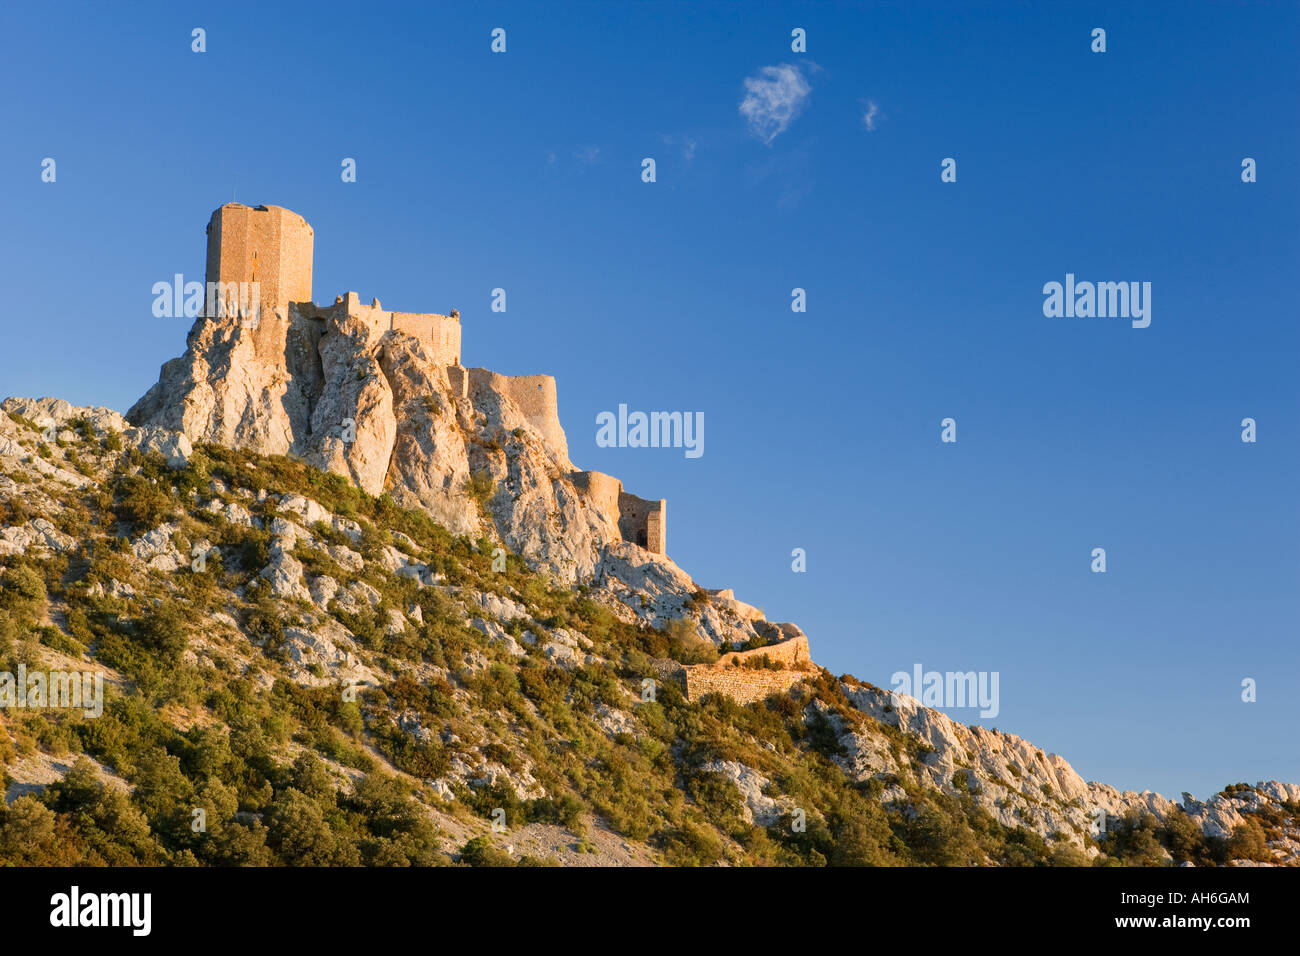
651 631 816 704
571 470 666 555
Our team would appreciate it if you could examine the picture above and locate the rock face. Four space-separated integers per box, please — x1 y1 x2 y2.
128 295 660 585
0 518 77 557
830 680 1300 859
834 682 1110 846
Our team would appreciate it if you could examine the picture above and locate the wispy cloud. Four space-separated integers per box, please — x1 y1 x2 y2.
660 133 699 162
861 100 880 132
739 64 811 145
545 146 603 172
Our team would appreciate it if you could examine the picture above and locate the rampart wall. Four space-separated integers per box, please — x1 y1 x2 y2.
571 470 666 555
464 368 567 461
650 633 816 704
683 665 813 705
714 632 811 669
617 492 666 554
332 292 461 366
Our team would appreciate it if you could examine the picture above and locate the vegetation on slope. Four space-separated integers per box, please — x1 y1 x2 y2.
0 428 1292 866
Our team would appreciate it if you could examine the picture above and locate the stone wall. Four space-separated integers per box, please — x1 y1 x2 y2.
462 368 568 462
447 364 469 399
683 665 813 705
571 470 622 518
390 310 461 365
571 470 667 555
649 658 686 687
646 504 665 557
651 633 816 704
617 491 666 554
715 632 810 669
330 293 461 366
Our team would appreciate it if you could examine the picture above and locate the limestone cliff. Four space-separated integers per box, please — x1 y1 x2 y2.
128 296 653 585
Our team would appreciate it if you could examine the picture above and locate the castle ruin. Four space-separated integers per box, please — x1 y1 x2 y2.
652 627 816 703
206 203 314 320
203 202 666 555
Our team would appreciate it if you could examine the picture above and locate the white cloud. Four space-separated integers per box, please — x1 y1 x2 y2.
739 64 811 145
862 100 880 132
660 133 699 162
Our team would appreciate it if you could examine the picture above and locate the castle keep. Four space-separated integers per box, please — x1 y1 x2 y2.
203 202 666 555
206 204 314 321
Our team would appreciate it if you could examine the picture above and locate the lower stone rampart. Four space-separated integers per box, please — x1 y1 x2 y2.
651 633 817 704
684 665 813 704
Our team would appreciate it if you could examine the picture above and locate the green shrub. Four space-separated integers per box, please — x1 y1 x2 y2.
658 821 724 866
112 474 176 531
459 835 515 867
0 561 48 622
465 471 495 503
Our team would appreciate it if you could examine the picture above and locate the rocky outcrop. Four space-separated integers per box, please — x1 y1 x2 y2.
700 759 800 826
832 680 1299 859
834 681 1141 849
281 619 378 689
2 397 130 437
126 300 662 585
0 517 77 557
1181 783 1300 847
592 544 784 648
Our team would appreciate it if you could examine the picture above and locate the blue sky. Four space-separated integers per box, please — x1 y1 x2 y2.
1 1 1297 801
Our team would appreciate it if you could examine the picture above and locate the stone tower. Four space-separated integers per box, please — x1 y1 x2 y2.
205 203 314 321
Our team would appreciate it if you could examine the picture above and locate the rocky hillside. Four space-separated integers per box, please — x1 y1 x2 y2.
0 394 1295 866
